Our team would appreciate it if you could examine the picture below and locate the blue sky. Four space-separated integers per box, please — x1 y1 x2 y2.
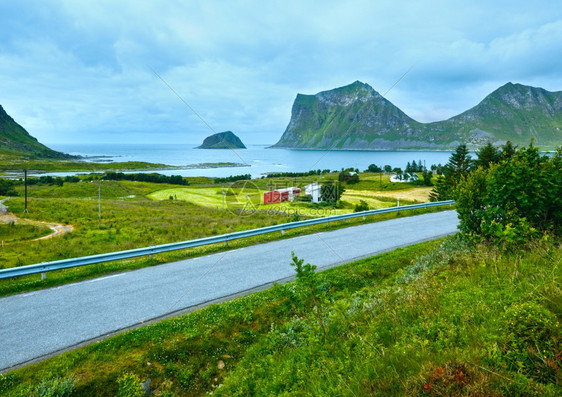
1 0 561 145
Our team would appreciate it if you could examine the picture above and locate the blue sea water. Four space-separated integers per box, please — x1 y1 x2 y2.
48 144 456 178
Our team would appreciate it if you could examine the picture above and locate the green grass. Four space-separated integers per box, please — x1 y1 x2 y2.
0 159 249 173
0 223 51 242
0 239 441 396
2 237 559 396
149 187 227 208
0 160 175 172
17 180 182 200
0 178 438 296
0 178 443 297
147 175 415 216
148 185 373 216
0 202 447 297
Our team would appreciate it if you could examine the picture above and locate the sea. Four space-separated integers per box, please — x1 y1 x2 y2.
47 144 457 178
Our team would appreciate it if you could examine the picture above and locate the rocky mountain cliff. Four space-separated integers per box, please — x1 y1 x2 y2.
196 131 246 149
271 81 562 150
0 104 69 158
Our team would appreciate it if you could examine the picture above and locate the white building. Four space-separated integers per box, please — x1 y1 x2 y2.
305 183 322 203
390 172 419 183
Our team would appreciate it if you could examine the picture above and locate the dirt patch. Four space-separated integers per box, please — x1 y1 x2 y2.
345 187 432 202
32 222 74 241
0 199 74 241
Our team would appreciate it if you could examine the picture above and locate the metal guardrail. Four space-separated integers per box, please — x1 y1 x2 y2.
0 200 455 280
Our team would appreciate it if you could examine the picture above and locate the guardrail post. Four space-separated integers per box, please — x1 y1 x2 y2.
281 230 285 235
41 272 46 280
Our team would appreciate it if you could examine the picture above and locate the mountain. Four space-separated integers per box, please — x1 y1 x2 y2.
196 131 246 149
0 105 69 158
424 82 562 147
271 82 562 150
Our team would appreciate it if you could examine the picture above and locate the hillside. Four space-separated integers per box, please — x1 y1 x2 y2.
428 82 562 146
0 105 68 159
196 131 246 149
2 238 559 396
272 81 562 150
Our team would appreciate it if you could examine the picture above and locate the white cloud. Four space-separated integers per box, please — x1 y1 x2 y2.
1 0 561 144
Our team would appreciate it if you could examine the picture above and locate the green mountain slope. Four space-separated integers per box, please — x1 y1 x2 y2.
272 82 562 150
427 82 562 147
0 105 68 158
196 131 246 149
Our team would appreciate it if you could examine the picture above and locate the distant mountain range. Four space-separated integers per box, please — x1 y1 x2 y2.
0 105 68 158
271 81 562 150
196 131 246 149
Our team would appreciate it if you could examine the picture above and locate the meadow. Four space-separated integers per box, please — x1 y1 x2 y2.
1 236 559 396
0 173 438 296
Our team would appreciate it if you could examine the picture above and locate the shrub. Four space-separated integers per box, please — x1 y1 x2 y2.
0 179 18 196
501 302 561 384
353 200 369 212
116 373 144 397
33 376 76 397
455 143 562 243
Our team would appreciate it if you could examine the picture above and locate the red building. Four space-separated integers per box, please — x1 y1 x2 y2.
263 187 301 204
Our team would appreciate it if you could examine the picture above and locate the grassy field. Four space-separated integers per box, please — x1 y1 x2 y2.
0 223 51 242
0 159 245 173
0 174 437 296
1 237 559 396
147 173 425 215
149 187 227 208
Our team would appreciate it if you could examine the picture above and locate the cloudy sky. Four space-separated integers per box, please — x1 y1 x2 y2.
1 0 561 145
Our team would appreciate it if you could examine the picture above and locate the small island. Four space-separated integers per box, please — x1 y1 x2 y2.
196 131 246 149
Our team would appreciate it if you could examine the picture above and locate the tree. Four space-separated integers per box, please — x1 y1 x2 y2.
447 144 473 181
410 160 418 172
475 142 501 169
422 169 433 186
454 166 489 236
429 176 448 201
0 179 18 196
455 142 562 242
366 164 382 173
500 140 517 159
430 144 473 201
384 165 392 173
338 170 359 184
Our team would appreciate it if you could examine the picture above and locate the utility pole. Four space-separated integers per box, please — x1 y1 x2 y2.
24 169 28 213
98 183 101 226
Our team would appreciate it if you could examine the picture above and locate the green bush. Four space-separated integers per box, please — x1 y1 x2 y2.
33 376 76 397
116 373 144 397
353 200 369 212
455 143 562 244
501 302 561 384
0 179 18 196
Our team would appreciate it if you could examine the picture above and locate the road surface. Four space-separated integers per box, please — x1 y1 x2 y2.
0 210 458 372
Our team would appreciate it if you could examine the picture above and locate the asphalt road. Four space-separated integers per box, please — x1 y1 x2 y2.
0 210 459 372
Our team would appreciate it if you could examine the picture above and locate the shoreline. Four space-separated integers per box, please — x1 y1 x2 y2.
0 161 249 177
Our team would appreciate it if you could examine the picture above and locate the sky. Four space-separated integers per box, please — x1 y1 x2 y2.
1 0 562 145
